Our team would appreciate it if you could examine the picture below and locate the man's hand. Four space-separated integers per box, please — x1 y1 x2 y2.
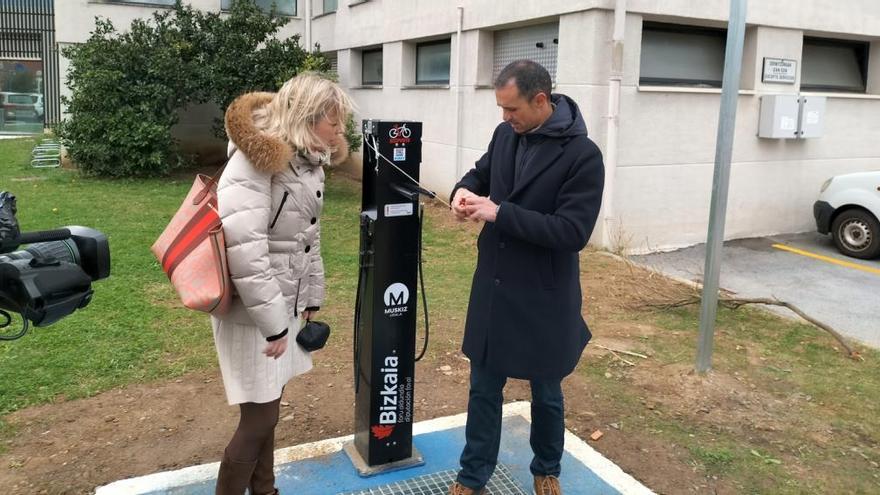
463 196 499 223
302 309 318 321
451 188 477 222
263 335 288 360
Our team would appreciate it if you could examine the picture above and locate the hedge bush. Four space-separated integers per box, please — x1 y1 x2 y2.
57 1 359 178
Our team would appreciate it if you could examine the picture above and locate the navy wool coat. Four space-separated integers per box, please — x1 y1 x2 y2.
453 94 605 380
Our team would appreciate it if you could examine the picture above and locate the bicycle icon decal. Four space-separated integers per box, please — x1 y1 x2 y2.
388 124 412 139
388 124 413 145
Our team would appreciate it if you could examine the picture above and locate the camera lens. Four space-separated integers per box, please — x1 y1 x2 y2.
26 240 80 265
0 240 80 265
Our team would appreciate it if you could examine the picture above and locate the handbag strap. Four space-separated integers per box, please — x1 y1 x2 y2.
193 150 237 206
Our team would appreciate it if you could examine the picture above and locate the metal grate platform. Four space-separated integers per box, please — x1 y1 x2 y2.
338 464 529 495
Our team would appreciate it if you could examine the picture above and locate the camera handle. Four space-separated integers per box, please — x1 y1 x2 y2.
0 228 71 254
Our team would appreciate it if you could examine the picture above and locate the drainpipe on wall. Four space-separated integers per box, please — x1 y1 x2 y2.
305 0 313 50
454 6 465 181
603 0 626 250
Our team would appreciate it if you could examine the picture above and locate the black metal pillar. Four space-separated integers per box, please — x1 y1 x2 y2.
346 120 425 476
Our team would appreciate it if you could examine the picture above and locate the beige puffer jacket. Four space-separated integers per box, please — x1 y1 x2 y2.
216 92 348 339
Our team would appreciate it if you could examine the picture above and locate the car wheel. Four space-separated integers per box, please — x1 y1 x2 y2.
831 208 880 259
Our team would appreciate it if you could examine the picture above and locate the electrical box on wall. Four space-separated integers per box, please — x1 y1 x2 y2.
797 95 826 138
758 95 799 139
759 94 826 139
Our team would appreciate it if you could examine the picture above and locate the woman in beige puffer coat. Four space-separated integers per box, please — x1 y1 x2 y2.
211 72 352 495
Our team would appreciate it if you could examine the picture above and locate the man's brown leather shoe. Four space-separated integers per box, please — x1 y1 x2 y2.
533 475 562 495
448 481 488 495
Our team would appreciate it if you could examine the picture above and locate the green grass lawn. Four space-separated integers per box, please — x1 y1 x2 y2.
658 306 880 494
1 136 217 415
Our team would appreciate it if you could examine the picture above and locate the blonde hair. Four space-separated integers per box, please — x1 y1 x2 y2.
254 72 354 161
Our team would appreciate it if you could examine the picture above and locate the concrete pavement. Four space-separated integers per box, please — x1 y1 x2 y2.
632 233 880 348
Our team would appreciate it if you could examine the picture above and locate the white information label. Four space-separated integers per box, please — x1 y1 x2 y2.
762 58 797 84
393 147 406 161
806 111 820 125
384 203 414 217
780 116 796 131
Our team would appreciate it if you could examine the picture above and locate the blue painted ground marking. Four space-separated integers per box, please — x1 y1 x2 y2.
96 402 654 495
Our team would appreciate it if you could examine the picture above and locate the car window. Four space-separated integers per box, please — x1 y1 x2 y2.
9 95 32 104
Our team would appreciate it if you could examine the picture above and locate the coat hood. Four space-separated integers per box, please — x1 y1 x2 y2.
224 91 349 174
531 94 588 139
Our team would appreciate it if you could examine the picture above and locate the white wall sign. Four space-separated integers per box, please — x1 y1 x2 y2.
762 57 797 84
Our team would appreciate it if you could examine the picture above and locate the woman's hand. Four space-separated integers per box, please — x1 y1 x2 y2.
302 309 318 321
263 335 288 359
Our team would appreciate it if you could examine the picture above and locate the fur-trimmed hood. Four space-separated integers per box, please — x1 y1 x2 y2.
224 91 349 174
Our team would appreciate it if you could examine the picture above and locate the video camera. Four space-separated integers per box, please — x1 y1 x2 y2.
0 191 110 340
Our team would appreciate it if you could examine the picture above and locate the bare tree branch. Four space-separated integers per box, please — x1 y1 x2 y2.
644 296 862 360
595 344 649 360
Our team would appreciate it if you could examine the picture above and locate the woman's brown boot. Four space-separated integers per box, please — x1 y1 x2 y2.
215 450 258 495
249 435 278 495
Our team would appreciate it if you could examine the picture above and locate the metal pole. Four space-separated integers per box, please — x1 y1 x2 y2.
305 0 312 50
696 0 747 373
454 6 465 180
602 0 626 250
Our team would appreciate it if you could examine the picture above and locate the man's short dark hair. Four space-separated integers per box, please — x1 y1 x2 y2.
494 60 552 101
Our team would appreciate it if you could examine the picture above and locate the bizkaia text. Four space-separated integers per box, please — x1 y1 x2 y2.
378 355 399 424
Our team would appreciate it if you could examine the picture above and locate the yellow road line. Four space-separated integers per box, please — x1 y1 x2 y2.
772 243 880 276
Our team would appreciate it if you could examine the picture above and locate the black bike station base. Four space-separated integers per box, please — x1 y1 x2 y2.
343 442 424 478
344 120 426 477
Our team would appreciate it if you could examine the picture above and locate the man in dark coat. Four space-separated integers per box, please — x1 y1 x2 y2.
448 60 605 495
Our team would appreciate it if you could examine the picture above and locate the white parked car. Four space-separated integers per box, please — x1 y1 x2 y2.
31 94 44 121
814 171 880 259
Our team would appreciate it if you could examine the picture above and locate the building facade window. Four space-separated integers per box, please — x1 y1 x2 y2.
416 39 451 85
801 37 868 93
323 0 337 13
324 51 338 74
639 22 726 87
0 61 44 134
362 48 382 85
493 22 559 83
0 0 56 133
220 0 297 16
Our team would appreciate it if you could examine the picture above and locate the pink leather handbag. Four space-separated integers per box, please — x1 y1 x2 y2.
151 163 232 315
